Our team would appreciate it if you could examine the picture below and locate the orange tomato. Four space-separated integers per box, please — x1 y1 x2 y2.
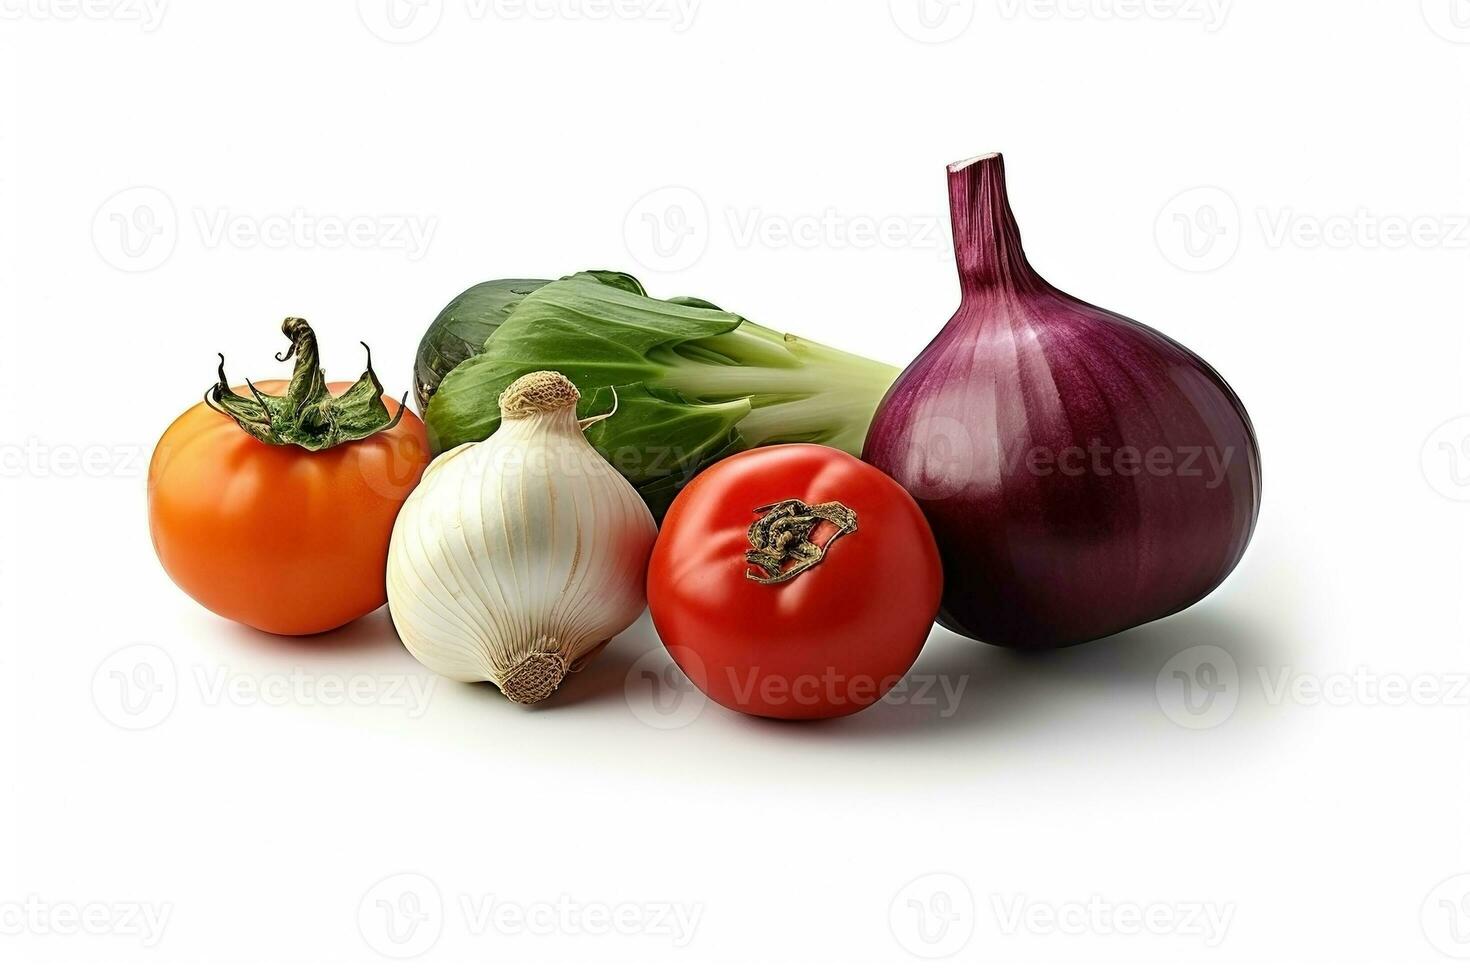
148 381 430 635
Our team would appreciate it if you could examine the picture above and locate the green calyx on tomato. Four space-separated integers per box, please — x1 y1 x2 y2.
744 498 858 585
205 317 408 452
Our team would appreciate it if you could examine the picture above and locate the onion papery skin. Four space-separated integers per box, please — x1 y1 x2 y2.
386 375 657 702
862 154 1260 649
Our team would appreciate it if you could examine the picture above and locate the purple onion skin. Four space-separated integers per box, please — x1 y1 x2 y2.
863 154 1261 650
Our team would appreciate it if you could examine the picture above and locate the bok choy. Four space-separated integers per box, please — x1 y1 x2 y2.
424 273 899 517
412 270 646 413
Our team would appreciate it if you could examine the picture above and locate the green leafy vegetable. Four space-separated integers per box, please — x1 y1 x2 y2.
412 271 646 413
426 274 899 517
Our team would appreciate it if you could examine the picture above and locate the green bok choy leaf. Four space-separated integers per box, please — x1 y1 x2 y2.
412 270 646 413
425 273 899 517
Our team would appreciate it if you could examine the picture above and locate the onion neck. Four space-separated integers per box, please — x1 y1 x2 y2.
948 153 1043 295
499 370 582 419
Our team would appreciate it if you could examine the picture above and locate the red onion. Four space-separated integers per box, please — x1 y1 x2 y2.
863 153 1260 649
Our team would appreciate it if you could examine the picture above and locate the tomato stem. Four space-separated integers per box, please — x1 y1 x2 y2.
205 318 407 452
744 499 858 585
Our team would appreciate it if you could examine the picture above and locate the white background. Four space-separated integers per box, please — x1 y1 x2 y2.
1 1 1468 976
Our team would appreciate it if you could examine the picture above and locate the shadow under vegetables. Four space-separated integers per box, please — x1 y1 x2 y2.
729 600 1285 743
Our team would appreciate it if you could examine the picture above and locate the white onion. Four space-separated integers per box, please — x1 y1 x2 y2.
386 371 656 704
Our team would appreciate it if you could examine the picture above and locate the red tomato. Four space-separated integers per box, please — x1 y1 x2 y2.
647 444 942 720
